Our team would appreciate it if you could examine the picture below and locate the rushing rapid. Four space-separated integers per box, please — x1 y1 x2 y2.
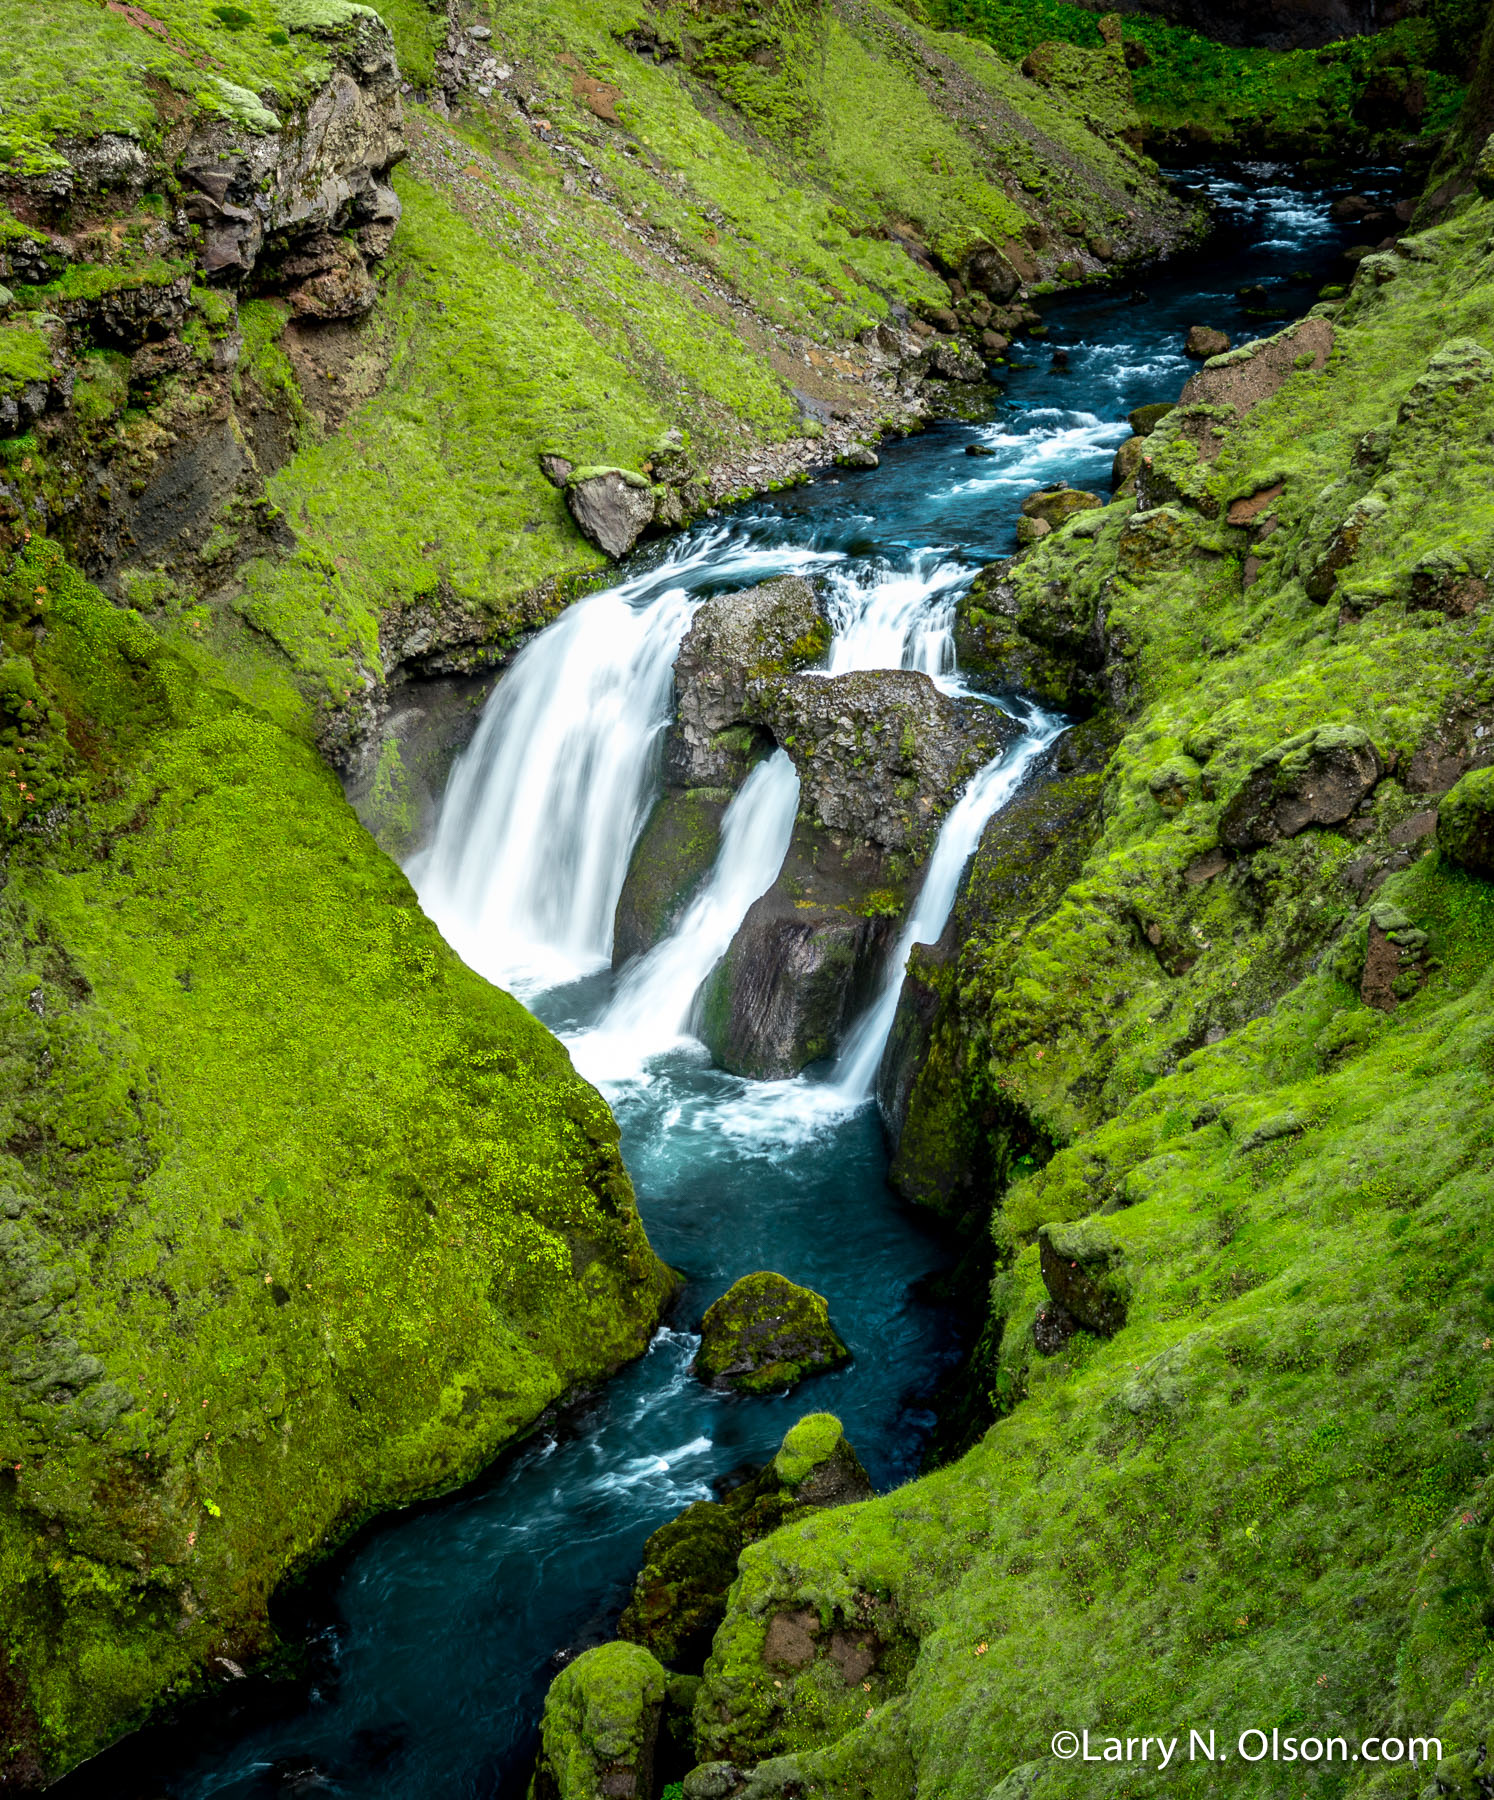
65 166 1397 1800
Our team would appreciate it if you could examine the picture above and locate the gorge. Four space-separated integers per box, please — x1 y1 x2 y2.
3 1 1494 1797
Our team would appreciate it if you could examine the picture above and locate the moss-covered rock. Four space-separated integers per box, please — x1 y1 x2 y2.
666 579 827 791
618 1415 871 1676
0 539 676 1780
694 1274 849 1394
531 1640 668 1800
613 789 731 967
1438 764 1494 875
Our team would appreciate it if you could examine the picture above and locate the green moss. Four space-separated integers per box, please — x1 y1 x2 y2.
0 0 360 165
923 0 1472 156
0 539 674 1780
0 320 52 397
774 1413 847 1488
534 1640 668 1800
695 1272 849 1394
1438 765 1494 875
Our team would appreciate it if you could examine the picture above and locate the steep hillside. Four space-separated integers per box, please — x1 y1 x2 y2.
670 94 1494 1800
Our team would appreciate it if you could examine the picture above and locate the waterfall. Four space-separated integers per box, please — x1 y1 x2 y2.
820 548 967 682
831 711 1065 1101
569 751 800 1085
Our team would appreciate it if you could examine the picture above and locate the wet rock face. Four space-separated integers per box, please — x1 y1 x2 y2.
699 875 897 1079
612 789 729 967
565 468 658 560
665 578 826 789
693 1272 849 1394
1437 767 1494 877
1219 724 1382 850
530 1640 667 1800
756 670 1014 854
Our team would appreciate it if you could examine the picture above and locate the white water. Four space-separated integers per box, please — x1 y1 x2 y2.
414 582 696 998
832 710 1064 1099
569 751 800 1085
821 548 967 683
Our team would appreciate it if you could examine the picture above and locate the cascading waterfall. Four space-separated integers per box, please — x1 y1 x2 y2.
831 710 1065 1100
820 547 968 681
414 581 697 998
570 750 800 1086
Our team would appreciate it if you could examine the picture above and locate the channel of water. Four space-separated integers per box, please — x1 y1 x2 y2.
59 165 1394 1800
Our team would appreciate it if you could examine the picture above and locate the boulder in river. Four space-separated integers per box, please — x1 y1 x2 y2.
693 1272 849 1393
566 466 657 560
665 577 828 789
1184 324 1231 359
530 1640 667 1800
1437 766 1494 877
618 1414 871 1671
1019 486 1103 530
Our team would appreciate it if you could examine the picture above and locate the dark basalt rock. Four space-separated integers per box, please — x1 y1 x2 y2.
665 578 827 789
1437 767 1494 876
699 869 898 1079
699 670 1012 1078
693 1272 849 1394
565 467 657 560
1219 724 1382 849
753 668 1014 855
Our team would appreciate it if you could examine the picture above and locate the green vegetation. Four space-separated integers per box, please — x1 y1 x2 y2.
922 0 1475 155
687 145 1494 1800
0 540 673 1778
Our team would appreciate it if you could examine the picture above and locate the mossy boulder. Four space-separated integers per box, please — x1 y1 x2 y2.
619 1501 745 1671
666 578 827 790
694 1273 849 1394
1219 723 1383 849
530 1640 667 1800
1019 486 1104 529
1184 324 1231 358
771 1412 872 1506
1128 401 1175 436
618 1415 870 1674
1438 766 1494 877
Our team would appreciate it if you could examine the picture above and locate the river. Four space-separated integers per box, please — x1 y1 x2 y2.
58 164 1395 1800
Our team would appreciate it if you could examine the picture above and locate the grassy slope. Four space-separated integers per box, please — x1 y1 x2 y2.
0 539 674 1779
217 0 1188 709
690 190 1494 1798
919 0 1476 157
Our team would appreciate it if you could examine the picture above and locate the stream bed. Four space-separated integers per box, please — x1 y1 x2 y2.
61 164 1396 1800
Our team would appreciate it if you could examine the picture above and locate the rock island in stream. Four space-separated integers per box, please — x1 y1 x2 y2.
693 1273 850 1393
